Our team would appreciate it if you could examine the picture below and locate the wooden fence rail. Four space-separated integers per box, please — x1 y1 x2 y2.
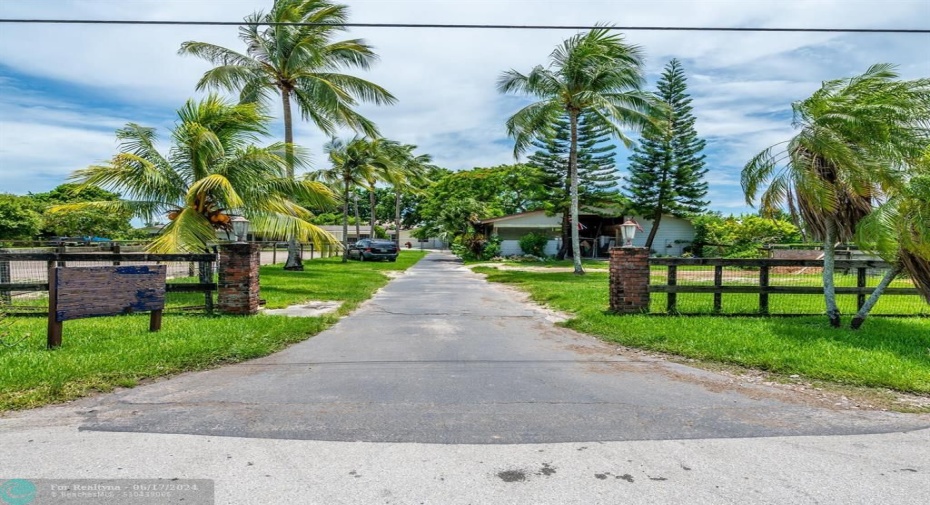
0 252 216 312
648 258 922 315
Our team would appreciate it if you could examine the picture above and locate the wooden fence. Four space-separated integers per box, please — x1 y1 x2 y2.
0 251 216 313
648 258 923 315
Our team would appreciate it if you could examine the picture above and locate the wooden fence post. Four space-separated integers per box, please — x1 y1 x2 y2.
199 259 214 314
47 265 62 349
857 267 867 310
666 264 678 313
759 265 770 315
0 257 10 304
713 265 723 313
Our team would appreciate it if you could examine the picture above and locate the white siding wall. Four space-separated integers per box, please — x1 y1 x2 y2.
630 216 696 255
487 212 695 257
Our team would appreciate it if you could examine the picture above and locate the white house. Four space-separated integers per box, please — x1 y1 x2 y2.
476 210 695 257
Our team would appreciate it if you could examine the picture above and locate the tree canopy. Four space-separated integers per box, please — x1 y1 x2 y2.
65 95 337 253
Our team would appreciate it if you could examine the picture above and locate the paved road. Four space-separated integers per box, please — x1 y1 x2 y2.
71 252 928 442
1 251 928 503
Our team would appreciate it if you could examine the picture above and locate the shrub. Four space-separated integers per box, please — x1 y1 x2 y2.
518 232 550 257
451 234 502 261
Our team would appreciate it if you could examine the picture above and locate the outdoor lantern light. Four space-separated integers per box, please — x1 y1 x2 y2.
620 219 638 247
230 215 250 243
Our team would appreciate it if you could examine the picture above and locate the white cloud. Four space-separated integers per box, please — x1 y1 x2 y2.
0 0 927 213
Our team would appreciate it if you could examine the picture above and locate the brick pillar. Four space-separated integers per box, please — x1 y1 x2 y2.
609 247 651 314
218 243 260 315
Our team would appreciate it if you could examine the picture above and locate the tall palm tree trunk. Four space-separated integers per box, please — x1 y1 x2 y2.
354 195 361 241
369 188 377 238
569 110 584 275
394 189 402 248
342 180 350 263
851 264 902 329
281 89 304 271
823 220 840 327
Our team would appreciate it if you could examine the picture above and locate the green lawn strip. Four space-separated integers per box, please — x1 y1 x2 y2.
0 250 427 411
474 267 930 394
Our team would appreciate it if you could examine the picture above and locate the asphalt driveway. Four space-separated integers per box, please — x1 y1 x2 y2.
68 251 928 443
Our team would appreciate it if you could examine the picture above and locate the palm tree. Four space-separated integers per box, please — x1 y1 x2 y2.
381 143 435 247
63 95 337 253
179 0 396 269
851 153 930 328
498 27 656 274
742 64 930 327
310 137 388 262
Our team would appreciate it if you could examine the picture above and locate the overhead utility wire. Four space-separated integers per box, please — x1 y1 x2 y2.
0 19 927 33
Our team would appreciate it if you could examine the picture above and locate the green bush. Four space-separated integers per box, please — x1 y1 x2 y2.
452 233 501 261
518 232 550 257
693 214 802 258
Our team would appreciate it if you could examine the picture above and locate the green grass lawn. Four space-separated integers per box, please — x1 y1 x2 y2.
0 250 426 411
474 267 930 394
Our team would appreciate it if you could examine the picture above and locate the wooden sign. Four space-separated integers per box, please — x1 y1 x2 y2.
47 265 167 349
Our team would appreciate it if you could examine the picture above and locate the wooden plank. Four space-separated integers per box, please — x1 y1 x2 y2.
54 265 167 322
1 281 216 293
0 283 49 291
648 257 892 269
0 252 215 262
165 283 216 293
712 265 722 313
650 285 919 295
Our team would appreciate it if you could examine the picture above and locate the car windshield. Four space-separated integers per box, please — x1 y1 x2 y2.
370 241 395 246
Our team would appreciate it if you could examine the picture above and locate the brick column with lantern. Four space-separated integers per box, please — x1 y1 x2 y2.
609 247 650 314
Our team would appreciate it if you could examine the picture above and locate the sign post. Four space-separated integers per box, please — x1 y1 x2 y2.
47 265 167 349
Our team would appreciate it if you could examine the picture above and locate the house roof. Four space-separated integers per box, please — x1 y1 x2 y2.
477 210 549 224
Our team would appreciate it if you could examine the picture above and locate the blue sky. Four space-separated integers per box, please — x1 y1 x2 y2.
1 0 928 215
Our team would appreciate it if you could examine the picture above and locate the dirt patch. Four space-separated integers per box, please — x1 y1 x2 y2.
262 301 341 317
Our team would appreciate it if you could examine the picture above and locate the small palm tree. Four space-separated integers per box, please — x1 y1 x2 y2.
852 156 930 328
498 27 656 274
63 95 337 253
742 64 930 327
179 0 396 269
310 137 388 261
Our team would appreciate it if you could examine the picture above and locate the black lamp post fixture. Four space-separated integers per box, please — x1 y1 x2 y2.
229 215 250 243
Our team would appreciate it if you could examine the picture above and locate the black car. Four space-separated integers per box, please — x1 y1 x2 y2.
347 239 399 262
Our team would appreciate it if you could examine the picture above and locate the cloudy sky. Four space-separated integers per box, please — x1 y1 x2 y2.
1 0 927 214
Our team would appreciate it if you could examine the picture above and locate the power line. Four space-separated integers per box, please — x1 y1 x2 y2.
0 19 927 33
